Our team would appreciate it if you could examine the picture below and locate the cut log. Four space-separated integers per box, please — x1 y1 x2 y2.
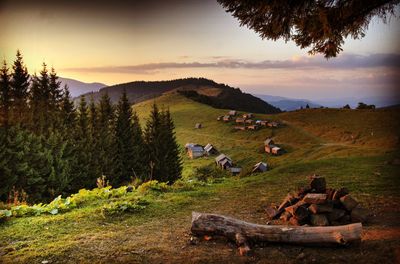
280 211 292 222
278 194 299 211
303 193 327 204
289 217 306 226
340 195 359 211
265 206 280 220
285 201 309 220
309 203 333 214
351 207 369 223
326 188 335 200
191 212 362 254
328 209 347 222
309 176 326 193
297 186 311 198
333 188 349 200
310 214 330 226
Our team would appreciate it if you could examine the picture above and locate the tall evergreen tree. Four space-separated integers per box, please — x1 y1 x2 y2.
143 103 163 181
29 74 44 134
0 61 11 128
87 95 101 183
97 92 115 179
48 67 63 131
160 109 182 183
38 63 51 134
10 50 30 125
60 85 76 132
113 90 136 184
131 111 147 179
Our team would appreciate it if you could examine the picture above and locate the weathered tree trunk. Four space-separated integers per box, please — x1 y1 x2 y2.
191 212 362 255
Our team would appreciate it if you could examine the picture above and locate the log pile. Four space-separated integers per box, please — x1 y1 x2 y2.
266 175 369 226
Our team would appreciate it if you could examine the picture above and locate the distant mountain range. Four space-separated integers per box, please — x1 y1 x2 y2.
75 78 281 114
59 77 106 98
254 94 321 111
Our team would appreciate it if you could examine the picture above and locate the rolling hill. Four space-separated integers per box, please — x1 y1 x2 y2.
77 78 281 114
1 92 399 263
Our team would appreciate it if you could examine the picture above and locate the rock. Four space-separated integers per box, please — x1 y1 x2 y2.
126 186 134 192
309 175 326 193
41 261 49 264
303 193 327 204
351 206 369 223
340 194 359 211
308 203 333 214
310 214 329 226
189 236 199 245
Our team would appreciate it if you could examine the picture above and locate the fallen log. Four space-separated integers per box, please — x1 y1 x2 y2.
191 212 362 255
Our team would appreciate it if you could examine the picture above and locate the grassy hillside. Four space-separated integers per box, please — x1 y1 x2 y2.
76 78 280 114
1 93 399 263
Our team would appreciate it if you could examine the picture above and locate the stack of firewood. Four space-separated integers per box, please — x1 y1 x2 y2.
266 175 369 226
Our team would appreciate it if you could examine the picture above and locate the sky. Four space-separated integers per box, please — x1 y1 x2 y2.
0 0 399 101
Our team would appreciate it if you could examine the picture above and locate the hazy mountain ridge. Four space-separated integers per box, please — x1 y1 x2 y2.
254 94 321 111
59 77 106 97
76 78 281 114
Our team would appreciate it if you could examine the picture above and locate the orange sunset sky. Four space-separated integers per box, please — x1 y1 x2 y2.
0 0 399 101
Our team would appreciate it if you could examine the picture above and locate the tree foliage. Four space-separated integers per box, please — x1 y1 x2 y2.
217 0 399 58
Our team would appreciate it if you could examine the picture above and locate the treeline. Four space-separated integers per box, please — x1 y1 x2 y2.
0 51 182 203
177 89 281 114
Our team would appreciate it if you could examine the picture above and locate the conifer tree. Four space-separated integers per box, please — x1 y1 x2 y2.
48 67 63 131
77 96 89 139
0 127 13 200
0 61 11 128
131 111 147 179
160 109 182 183
29 74 43 134
143 103 163 181
60 85 76 132
97 92 115 179
113 90 136 184
10 50 30 125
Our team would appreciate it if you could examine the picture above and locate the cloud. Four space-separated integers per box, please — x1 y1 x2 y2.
61 53 400 74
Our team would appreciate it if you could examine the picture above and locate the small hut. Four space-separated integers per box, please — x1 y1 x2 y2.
188 145 204 159
264 138 275 146
215 154 233 169
247 125 259 130
230 167 242 176
195 123 202 129
234 126 246 131
252 162 268 173
217 115 224 121
235 118 245 124
245 119 254 124
271 146 284 155
243 113 253 119
268 121 279 128
223 115 231 122
228 110 237 116
204 143 219 156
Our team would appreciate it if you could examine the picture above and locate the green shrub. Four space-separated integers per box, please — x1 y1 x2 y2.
101 198 149 217
137 180 170 193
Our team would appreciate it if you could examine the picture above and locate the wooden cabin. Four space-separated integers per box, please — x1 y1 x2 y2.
228 110 237 116
230 167 242 176
188 146 204 159
271 146 284 155
235 118 245 124
265 144 273 154
217 115 224 121
215 154 233 169
245 119 254 124
252 162 268 173
195 123 202 129
243 113 253 119
223 115 231 122
264 138 275 146
247 125 259 130
204 143 219 156
234 126 246 131
268 121 279 128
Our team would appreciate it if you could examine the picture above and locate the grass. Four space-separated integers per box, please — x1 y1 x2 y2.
1 93 399 263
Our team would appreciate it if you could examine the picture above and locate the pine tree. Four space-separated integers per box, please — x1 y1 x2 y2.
60 85 76 132
131 111 147 180
10 50 30 125
29 74 44 134
0 127 13 200
87 96 101 184
38 63 51 134
48 67 63 131
113 90 136 184
160 109 182 183
0 61 11 128
77 96 89 139
97 92 115 179
143 103 163 181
